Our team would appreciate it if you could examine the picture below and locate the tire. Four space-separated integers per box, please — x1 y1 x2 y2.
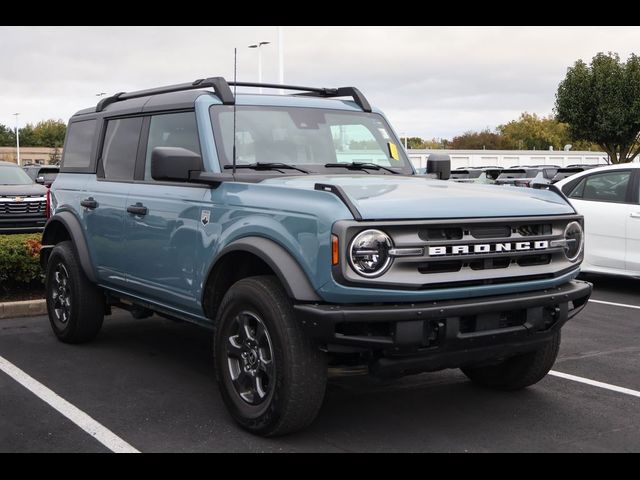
45 241 104 344
461 332 561 391
214 275 327 436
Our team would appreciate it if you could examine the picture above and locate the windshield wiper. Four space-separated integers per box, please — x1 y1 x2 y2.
224 162 309 174
324 162 400 174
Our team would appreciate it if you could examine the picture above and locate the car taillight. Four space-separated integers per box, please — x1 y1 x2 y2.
46 187 51 219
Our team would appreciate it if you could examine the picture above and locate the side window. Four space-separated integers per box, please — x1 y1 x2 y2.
569 171 631 203
145 112 200 181
62 120 96 170
100 117 143 181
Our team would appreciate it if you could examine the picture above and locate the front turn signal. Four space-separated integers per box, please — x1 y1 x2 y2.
331 234 339 266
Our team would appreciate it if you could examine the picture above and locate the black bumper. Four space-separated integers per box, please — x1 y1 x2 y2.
0 215 46 233
294 280 592 376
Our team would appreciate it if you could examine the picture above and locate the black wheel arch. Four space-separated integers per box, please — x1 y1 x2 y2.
202 236 321 320
40 211 97 283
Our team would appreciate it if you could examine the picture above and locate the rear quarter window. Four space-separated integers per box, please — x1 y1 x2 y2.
61 119 97 171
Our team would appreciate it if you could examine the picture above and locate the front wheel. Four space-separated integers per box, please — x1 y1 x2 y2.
461 332 561 390
214 275 327 436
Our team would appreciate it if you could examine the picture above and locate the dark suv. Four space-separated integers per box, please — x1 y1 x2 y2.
0 161 48 233
40 77 591 436
23 164 60 187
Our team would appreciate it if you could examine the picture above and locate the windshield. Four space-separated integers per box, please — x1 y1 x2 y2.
0 165 35 185
210 106 413 174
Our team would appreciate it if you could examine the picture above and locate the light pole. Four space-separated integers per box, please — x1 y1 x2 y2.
248 41 271 93
401 132 408 149
13 113 20 166
277 26 284 89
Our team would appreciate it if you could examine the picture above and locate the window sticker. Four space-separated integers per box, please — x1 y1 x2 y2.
388 142 400 161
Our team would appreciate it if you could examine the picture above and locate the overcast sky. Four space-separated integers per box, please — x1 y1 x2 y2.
1 26 639 139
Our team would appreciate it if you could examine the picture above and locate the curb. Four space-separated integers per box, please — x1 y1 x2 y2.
0 299 47 319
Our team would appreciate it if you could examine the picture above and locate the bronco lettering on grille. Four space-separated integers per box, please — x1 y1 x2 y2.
428 240 549 256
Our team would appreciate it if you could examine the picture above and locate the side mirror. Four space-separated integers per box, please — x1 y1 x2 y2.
426 153 451 180
151 147 203 182
35 176 45 184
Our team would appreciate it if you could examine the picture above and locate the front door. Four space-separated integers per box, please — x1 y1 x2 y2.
625 171 640 274
124 112 205 312
567 169 633 273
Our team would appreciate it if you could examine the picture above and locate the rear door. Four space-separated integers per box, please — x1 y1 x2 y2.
123 111 205 312
566 169 633 272
83 116 142 288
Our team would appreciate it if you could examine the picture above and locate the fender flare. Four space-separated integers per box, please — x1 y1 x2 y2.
211 236 321 302
41 211 97 283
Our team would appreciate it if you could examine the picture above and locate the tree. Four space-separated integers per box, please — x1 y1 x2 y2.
0 124 15 146
555 52 640 163
499 112 570 150
32 119 66 148
450 129 504 150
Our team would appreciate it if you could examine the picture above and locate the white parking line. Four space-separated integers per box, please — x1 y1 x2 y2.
589 299 640 310
549 370 640 399
0 355 139 453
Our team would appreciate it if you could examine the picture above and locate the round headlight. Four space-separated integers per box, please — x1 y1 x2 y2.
349 229 393 277
563 221 584 261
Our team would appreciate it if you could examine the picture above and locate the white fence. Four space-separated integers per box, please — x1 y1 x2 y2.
406 149 612 170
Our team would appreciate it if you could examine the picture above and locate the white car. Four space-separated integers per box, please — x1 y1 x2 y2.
555 163 640 278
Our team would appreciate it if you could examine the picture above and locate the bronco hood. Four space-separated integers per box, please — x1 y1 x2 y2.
260 175 575 220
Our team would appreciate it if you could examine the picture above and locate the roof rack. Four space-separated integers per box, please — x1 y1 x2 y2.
95 77 372 113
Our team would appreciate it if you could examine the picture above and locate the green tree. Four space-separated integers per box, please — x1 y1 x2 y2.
450 129 503 150
16 123 36 147
498 112 570 150
555 52 640 163
405 137 426 149
32 119 66 148
0 124 16 146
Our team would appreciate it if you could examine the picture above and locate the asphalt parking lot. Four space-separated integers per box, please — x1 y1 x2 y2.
1 274 639 452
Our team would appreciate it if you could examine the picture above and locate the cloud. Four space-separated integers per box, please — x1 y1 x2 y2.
1 26 639 138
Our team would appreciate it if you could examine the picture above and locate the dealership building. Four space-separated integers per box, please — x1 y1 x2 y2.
0 147 62 165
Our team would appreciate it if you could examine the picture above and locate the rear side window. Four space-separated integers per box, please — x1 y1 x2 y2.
100 117 143 181
62 120 96 170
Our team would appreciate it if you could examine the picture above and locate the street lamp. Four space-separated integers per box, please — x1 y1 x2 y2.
13 113 20 166
96 92 106 97
248 41 271 93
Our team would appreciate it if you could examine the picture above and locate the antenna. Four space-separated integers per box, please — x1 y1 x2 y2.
232 48 238 175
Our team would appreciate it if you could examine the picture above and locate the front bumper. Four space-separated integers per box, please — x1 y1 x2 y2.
294 280 592 376
0 215 47 233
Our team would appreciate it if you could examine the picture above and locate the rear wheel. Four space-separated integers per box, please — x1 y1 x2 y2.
46 241 104 344
461 332 560 390
214 275 327 436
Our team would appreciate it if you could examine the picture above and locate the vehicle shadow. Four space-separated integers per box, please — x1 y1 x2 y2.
80 312 579 452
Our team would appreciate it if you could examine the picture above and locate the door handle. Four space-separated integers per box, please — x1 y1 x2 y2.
631 212 640 219
127 203 148 216
80 197 98 209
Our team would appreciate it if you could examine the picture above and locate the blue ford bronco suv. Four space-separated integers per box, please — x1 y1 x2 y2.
41 77 592 436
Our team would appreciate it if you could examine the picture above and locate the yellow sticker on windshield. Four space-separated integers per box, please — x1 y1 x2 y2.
388 142 400 161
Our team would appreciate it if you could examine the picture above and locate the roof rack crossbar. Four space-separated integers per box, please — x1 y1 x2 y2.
231 82 371 112
96 77 235 112
95 78 371 113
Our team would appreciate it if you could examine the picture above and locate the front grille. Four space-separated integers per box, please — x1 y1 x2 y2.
0 200 46 215
334 215 581 290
